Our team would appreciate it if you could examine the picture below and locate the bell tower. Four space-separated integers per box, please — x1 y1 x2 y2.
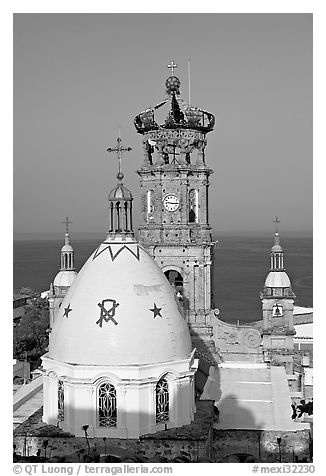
134 62 216 344
260 218 296 374
49 217 77 327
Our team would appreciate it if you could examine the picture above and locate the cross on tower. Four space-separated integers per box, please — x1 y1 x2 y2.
167 60 178 76
170 143 180 165
273 216 280 233
62 217 72 235
107 133 132 179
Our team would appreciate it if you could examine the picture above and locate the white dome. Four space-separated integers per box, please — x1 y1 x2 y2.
264 271 291 288
271 244 283 252
61 244 73 252
53 270 77 288
49 238 192 366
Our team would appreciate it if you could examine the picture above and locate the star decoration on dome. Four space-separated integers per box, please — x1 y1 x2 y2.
63 304 72 318
150 303 163 319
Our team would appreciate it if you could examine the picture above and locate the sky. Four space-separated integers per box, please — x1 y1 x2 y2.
13 13 312 236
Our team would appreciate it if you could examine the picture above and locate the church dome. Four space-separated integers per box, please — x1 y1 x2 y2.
264 271 291 288
53 270 77 288
271 243 283 253
109 182 133 200
48 237 192 366
61 243 74 252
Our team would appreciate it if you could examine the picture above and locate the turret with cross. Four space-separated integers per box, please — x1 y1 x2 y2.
62 216 72 236
60 216 75 270
107 132 134 236
107 132 132 182
260 216 296 373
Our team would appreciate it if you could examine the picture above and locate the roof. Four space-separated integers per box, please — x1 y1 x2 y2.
53 270 77 288
271 244 283 252
201 363 309 431
13 293 29 302
294 323 313 339
294 306 313 316
264 271 291 288
109 183 133 200
61 243 73 252
13 377 43 429
293 309 313 325
48 237 192 366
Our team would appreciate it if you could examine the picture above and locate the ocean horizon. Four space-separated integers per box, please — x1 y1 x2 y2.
13 232 313 325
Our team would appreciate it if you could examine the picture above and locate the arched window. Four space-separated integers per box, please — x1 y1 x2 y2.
58 379 64 421
147 190 154 217
188 189 198 223
164 269 183 296
156 378 169 423
98 382 117 427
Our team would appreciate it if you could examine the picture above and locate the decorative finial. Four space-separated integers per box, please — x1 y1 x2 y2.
273 216 280 234
107 131 132 182
167 60 178 76
62 217 72 235
166 61 180 95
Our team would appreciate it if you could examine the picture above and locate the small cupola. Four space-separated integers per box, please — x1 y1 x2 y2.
261 218 295 299
107 135 133 238
60 217 75 271
270 232 284 271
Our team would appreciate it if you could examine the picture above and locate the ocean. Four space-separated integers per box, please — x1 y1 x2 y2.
13 233 312 324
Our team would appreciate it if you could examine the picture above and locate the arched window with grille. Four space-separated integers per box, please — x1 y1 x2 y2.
58 379 64 421
156 378 169 423
98 382 117 427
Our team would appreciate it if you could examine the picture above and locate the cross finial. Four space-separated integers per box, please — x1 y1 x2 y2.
62 216 72 235
167 60 178 76
273 216 280 233
107 131 132 181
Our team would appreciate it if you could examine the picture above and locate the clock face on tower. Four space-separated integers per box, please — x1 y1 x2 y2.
163 194 180 212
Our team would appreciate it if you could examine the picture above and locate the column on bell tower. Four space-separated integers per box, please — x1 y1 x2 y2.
134 62 217 357
260 222 296 374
